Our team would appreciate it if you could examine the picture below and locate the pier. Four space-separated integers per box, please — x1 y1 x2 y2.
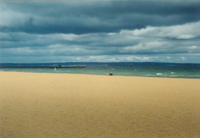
0 65 86 69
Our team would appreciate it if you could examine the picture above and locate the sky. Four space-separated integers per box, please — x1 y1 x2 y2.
0 0 200 63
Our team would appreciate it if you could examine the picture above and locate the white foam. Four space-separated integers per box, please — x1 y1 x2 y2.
171 75 178 77
171 72 176 74
156 73 162 75
146 74 151 76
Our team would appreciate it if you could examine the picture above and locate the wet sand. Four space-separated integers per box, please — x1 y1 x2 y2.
0 72 200 138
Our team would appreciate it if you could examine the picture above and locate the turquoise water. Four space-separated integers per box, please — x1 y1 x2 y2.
0 62 200 79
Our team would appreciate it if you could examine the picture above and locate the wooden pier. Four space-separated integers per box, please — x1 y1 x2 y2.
0 65 86 69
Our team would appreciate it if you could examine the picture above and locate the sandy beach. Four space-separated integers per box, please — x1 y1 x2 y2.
0 72 200 138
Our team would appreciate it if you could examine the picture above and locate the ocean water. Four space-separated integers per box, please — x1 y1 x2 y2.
0 62 200 79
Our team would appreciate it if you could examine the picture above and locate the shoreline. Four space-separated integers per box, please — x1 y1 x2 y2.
1 72 200 138
0 71 199 79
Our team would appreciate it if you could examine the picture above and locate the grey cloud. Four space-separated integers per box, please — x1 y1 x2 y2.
1 1 200 34
0 1 200 63
1 21 200 59
4 1 200 17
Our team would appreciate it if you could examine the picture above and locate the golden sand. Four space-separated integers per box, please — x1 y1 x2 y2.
0 72 200 138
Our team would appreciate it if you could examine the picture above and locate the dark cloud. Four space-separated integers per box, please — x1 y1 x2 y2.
0 1 200 63
1 1 200 34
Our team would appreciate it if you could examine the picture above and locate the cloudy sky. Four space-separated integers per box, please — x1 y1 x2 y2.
0 0 200 63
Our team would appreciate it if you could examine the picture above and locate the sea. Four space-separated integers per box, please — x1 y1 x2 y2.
0 62 200 79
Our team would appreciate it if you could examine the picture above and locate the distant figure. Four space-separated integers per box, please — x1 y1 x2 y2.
106 73 113 76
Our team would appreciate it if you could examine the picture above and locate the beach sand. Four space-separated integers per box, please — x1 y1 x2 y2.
0 72 200 138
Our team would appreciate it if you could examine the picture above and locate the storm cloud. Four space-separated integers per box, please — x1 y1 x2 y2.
0 1 200 63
